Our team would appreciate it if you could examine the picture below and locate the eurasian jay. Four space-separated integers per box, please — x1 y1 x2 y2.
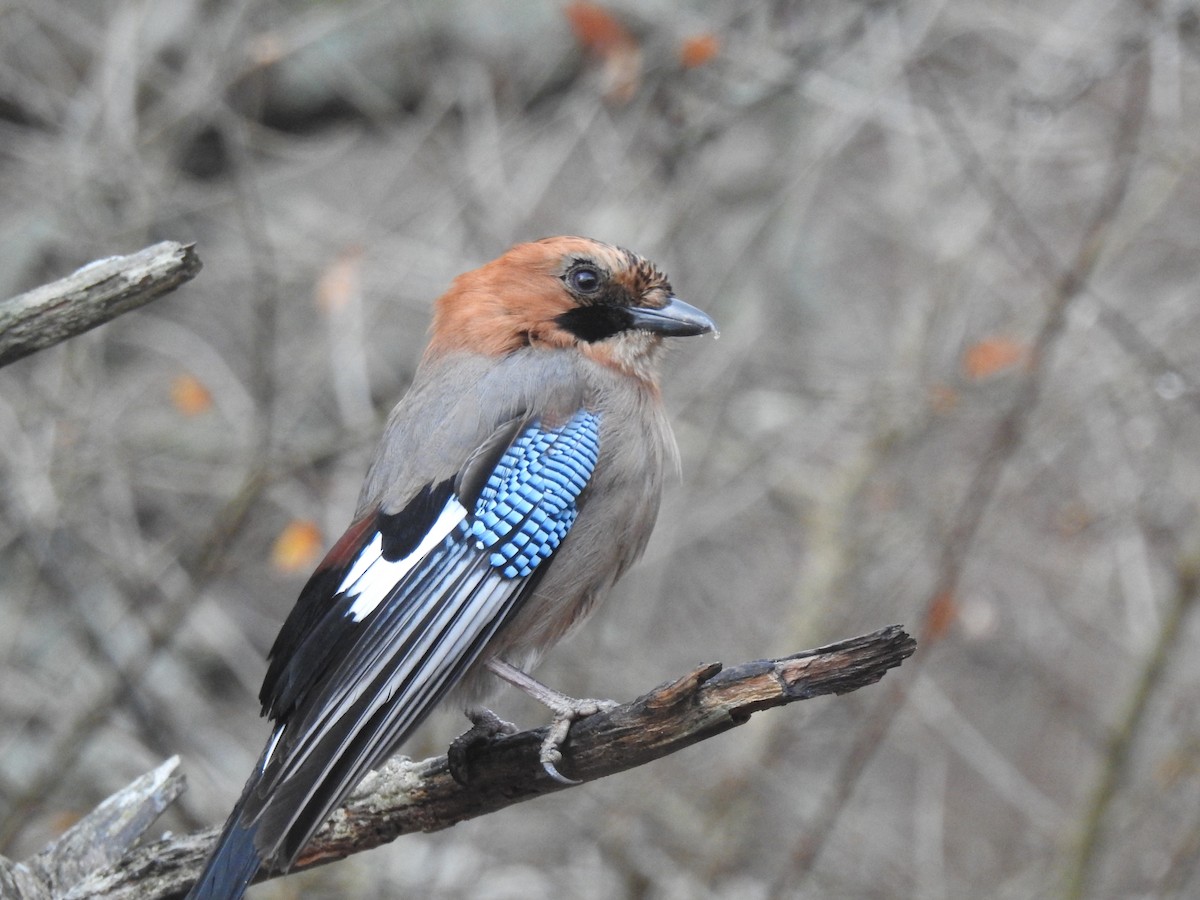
186 236 715 899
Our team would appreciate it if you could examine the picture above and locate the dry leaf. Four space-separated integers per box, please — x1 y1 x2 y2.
170 373 213 416
565 2 642 104
928 383 959 414
1155 747 1200 786
680 33 720 69
316 245 365 313
47 810 84 835
923 589 958 643
1055 502 1094 538
566 1 634 55
247 33 285 68
272 520 324 574
962 337 1027 380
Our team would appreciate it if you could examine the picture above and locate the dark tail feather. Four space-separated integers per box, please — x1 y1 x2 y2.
186 793 263 900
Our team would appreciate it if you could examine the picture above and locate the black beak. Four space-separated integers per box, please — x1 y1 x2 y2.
626 296 717 337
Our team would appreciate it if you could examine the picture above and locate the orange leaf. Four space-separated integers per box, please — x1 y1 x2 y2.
170 373 213 417
566 2 635 56
962 337 1026 380
922 589 958 643
680 33 720 69
47 810 84 835
565 2 642 104
1155 748 1200 786
928 383 959 414
1055 502 1094 538
247 33 285 68
272 520 324 574
316 245 364 313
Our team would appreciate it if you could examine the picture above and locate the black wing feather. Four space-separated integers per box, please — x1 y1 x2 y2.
235 410 599 870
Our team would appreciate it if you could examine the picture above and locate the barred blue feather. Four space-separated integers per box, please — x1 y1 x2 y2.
472 411 601 578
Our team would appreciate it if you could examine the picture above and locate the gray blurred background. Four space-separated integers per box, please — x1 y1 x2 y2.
2 1 1199 897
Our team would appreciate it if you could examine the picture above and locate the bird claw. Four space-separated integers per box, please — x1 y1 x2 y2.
537 696 619 785
482 658 618 785
540 716 578 784
448 708 519 785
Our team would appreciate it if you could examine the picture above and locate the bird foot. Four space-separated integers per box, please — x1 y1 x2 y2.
448 708 519 785
537 695 619 785
484 657 618 785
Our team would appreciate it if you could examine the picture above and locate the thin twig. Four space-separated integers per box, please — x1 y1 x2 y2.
1063 559 1200 900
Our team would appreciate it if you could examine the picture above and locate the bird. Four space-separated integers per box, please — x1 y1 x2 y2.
186 235 716 899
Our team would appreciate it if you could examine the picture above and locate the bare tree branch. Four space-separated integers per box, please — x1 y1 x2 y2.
0 241 202 369
33 758 185 895
0 757 185 900
9 626 914 900
1065 560 1200 900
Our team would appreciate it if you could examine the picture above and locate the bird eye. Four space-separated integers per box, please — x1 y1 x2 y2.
568 266 601 294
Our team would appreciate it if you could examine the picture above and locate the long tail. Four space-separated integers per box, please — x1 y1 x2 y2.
186 745 272 900
186 803 261 900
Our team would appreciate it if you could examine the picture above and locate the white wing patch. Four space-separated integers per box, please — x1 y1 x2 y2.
274 549 519 829
340 499 469 622
260 724 286 770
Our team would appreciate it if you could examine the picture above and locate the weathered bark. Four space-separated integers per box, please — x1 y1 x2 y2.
0 241 202 368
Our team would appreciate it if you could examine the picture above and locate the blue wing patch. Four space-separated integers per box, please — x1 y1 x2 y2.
470 410 600 578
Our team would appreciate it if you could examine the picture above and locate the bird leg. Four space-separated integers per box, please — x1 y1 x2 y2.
485 657 618 785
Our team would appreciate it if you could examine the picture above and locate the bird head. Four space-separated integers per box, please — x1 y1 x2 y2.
426 236 715 383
